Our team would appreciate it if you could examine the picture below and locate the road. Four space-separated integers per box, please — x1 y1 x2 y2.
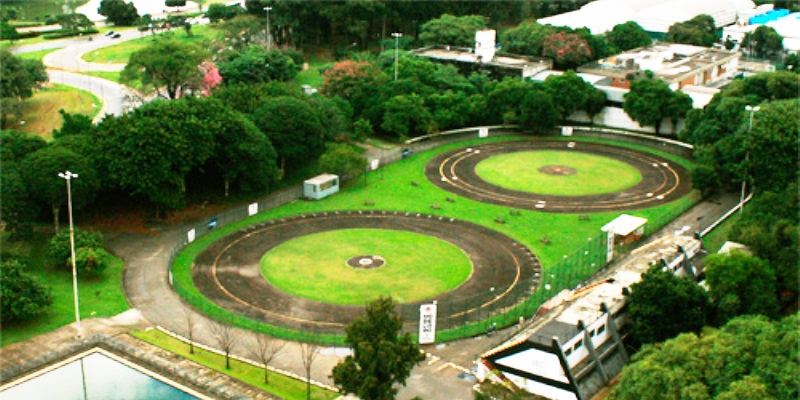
47 69 128 121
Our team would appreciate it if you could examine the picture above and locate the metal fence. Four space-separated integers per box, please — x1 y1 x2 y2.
167 126 695 343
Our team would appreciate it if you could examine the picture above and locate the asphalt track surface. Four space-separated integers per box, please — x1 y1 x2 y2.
193 210 541 333
426 139 693 213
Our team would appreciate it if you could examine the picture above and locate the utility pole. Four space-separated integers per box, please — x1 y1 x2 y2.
392 32 402 81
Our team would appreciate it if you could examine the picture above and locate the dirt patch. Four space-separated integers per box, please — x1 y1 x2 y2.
539 165 577 176
346 255 386 269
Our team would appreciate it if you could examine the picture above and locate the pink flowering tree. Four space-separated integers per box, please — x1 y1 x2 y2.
200 61 222 97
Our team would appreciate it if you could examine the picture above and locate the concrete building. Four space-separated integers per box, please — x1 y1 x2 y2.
476 233 703 400
537 0 757 35
723 8 800 53
577 43 740 90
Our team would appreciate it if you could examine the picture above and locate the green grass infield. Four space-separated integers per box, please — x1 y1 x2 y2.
475 150 642 196
261 229 472 305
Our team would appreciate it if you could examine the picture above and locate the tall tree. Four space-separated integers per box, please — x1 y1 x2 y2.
542 31 594 70
381 93 437 139
623 76 690 135
609 314 798 400
217 47 300 85
606 21 651 51
500 22 557 56
664 14 717 47
20 146 98 232
207 318 240 370
331 297 424 400
542 70 593 122
518 88 557 133
742 25 784 59
300 341 319 400
251 333 286 384
419 14 486 47
0 50 48 125
98 0 140 26
0 259 53 324
316 143 367 181
626 266 710 348
251 96 325 172
704 251 779 323
121 40 210 100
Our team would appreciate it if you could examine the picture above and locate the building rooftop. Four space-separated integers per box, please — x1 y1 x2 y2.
413 46 552 77
578 43 739 83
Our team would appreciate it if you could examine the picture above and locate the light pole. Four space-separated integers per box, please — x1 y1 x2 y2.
59 171 82 338
264 6 273 51
741 105 760 213
392 32 402 81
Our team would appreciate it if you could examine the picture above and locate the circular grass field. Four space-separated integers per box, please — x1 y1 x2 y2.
474 150 642 196
260 229 473 305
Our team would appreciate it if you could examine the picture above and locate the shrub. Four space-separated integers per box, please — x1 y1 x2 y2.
0 259 53 323
48 229 104 268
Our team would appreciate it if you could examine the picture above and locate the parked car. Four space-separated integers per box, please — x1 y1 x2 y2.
111 33 121 39
105 30 114 36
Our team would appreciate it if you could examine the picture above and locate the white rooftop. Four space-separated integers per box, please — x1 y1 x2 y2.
304 173 339 185
602 214 649 236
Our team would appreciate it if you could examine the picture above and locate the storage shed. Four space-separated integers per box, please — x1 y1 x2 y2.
304 174 339 200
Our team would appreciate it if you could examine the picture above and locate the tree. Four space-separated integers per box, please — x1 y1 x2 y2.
0 21 19 41
183 306 196 354
207 318 240 369
98 0 140 26
199 61 222 96
585 87 607 122
542 71 593 122
251 333 286 384
608 314 798 400
320 60 387 119
331 297 424 400
54 13 94 32
217 47 300 85
0 259 53 324
20 146 98 232
121 40 210 99
317 143 367 182
73 247 112 277
623 76 689 135
217 15 266 51
742 26 784 59
0 162 34 237
48 229 105 269
419 14 486 47
705 251 779 322
518 88 557 133
664 14 717 47
205 4 241 23
626 266 710 347
300 341 319 400
211 81 304 117
381 94 437 139
0 50 48 125
1 129 46 162
251 96 325 172
165 0 186 10
606 21 651 51
784 53 799 73
500 22 557 56
542 31 593 70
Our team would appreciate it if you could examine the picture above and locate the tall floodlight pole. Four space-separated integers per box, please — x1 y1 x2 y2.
264 6 273 51
59 171 82 338
392 32 402 81
741 105 760 213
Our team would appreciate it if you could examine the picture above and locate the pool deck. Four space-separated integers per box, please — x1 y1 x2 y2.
0 315 277 399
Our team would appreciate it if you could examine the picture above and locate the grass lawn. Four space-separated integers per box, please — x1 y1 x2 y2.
82 25 216 64
0 232 129 346
172 135 700 344
3 84 100 140
82 71 122 83
132 329 338 400
2 0 89 24
261 229 472 305
15 48 59 62
475 150 642 196
702 212 741 253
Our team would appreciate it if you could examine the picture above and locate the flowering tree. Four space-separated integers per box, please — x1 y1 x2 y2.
200 61 222 97
542 31 593 70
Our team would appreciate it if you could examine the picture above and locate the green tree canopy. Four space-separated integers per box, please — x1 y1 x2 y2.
381 93 437 139
626 266 710 348
609 314 798 400
0 49 48 101
217 47 300 85
664 14 717 47
121 40 210 99
542 70 594 122
742 25 784 59
623 76 691 135
49 229 105 269
500 22 557 56
419 14 487 47
316 143 366 182
542 31 594 70
251 96 325 172
0 259 53 324
606 21 651 51
705 251 779 323
98 0 140 26
331 297 424 400
205 3 242 23
0 21 19 41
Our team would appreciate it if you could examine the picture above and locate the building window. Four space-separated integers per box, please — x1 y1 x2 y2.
574 339 583 350
597 325 606 335
590 329 596 337
564 347 572 356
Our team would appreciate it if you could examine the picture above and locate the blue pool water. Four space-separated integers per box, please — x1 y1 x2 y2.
0 352 199 400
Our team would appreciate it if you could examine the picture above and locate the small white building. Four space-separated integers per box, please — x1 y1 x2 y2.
303 174 339 200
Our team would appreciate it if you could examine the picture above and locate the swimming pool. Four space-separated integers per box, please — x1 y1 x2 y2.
0 349 204 400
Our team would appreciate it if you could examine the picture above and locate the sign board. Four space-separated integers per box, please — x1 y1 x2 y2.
478 127 489 138
561 126 573 136
371 159 380 171
187 228 196 243
419 303 437 344
606 229 615 263
248 203 258 216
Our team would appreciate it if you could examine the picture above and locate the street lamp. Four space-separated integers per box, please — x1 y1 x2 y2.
741 105 760 213
264 6 273 51
59 171 82 338
392 32 402 81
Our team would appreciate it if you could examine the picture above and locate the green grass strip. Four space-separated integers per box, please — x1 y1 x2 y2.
132 329 338 400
